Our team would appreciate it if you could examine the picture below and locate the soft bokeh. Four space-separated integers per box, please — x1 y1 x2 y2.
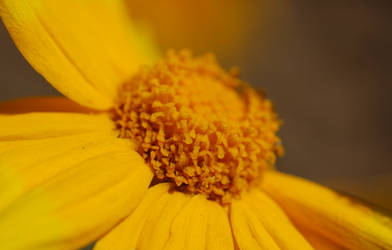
0 0 391 209
125 0 270 63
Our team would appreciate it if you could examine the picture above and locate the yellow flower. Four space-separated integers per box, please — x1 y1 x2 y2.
0 1 391 250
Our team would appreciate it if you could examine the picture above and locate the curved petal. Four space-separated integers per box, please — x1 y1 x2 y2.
95 184 234 250
239 189 313 250
0 112 152 249
0 0 158 110
261 170 392 249
0 97 94 114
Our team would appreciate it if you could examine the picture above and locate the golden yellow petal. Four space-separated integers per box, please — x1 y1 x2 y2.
0 0 158 110
242 189 313 249
261 170 392 249
231 200 280 250
0 97 94 114
0 113 152 249
95 185 234 250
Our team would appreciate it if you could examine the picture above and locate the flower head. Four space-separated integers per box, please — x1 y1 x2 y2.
0 0 391 249
114 50 282 204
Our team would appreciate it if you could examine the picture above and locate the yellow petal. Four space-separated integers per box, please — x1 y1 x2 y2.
95 184 234 250
0 113 152 249
203 199 235 250
0 97 94 114
0 112 115 140
231 200 280 250
164 195 234 250
241 189 313 249
94 184 172 250
261 170 392 249
136 189 188 250
0 0 158 110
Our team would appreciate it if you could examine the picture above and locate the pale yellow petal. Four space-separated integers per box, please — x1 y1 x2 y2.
231 200 280 250
0 113 152 249
241 189 313 249
95 185 234 250
261 170 392 249
0 97 94 114
0 0 158 110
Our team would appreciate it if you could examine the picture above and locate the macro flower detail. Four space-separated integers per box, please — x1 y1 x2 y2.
114 51 283 204
0 0 391 250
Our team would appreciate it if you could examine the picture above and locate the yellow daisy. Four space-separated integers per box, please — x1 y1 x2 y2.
0 1 391 250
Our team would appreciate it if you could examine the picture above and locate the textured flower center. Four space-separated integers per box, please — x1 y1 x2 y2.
113 50 283 204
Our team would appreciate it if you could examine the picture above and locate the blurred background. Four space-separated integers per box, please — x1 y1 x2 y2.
1 0 391 209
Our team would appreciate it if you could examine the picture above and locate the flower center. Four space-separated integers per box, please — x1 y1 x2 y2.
113 50 283 204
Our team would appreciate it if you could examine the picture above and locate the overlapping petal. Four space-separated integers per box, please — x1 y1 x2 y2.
231 189 313 250
230 200 280 250
95 184 234 250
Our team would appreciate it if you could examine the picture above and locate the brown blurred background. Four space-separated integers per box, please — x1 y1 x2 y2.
1 0 391 209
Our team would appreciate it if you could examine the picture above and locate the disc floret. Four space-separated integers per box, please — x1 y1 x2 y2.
114 50 282 204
